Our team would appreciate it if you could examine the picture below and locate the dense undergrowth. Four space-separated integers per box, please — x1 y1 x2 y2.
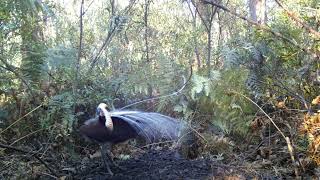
1 0 320 178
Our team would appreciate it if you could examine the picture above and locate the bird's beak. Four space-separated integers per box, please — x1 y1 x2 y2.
96 107 105 117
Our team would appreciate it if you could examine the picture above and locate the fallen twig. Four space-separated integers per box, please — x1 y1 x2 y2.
140 140 177 148
40 172 58 179
10 129 45 146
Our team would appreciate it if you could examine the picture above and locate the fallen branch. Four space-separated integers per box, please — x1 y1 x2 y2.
10 129 45 146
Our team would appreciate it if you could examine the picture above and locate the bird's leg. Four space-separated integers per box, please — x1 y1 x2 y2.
104 143 126 170
100 144 113 175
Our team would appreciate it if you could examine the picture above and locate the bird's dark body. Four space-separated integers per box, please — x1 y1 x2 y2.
79 107 182 175
79 111 181 144
79 116 137 144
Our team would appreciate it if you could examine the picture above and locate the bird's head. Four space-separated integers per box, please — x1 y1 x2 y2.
96 103 110 116
96 103 113 130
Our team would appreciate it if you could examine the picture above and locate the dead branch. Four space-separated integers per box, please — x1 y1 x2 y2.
274 0 320 39
83 0 95 15
0 104 43 134
187 1 201 68
10 129 45 146
89 25 117 71
191 0 209 32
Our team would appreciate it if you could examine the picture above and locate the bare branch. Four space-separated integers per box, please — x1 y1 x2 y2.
274 0 320 39
191 0 209 32
83 0 95 15
187 1 201 68
88 0 137 71
89 26 117 71
0 104 43 135
120 66 193 110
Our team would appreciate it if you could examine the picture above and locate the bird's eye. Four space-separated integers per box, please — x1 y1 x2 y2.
96 108 101 116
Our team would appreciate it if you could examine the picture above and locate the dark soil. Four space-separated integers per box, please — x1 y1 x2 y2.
73 149 231 180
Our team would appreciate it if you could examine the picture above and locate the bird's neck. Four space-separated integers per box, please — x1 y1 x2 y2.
101 108 114 131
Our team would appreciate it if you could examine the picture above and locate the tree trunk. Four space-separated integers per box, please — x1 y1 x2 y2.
248 0 267 24
206 5 218 77
187 1 201 69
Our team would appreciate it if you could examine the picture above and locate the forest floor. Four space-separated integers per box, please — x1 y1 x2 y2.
75 149 224 180
70 148 262 180
1 113 319 179
1 138 318 179
63 143 281 180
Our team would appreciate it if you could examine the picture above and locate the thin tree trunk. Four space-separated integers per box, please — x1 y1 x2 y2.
75 0 84 84
192 0 220 75
73 0 84 129
194 27 201 68
206 5 218 76
144 0 150 62
187 1 201 69
217 11 223 48
207 24 212 71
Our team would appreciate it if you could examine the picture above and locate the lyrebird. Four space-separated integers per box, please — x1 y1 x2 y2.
79 103 181 175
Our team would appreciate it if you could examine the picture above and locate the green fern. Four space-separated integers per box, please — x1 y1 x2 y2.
221 41 269 99
174 69 254 137
190 71 221 99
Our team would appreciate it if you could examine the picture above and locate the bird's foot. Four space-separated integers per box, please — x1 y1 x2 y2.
107 168 114 176
112 162 126 171
101 158 114 176
98 163 114 176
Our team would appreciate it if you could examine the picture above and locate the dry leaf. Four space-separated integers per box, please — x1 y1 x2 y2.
276 101 286 109
312 96 320 105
